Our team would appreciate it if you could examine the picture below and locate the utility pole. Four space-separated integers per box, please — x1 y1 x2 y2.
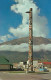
26 8 33 71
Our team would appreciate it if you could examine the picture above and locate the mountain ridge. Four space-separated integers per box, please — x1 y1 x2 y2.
0 37 51 45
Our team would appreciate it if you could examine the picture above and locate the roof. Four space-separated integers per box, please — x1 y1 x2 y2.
43 62 51 65
0 57 12 65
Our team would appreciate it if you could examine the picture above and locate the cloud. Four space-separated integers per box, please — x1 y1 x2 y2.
0 34 13 43
15 0 23 4
0 36 8 42
9 25 29 38
0 43 28 52
0 43 51 52
7 34 13 38
33 44 51 52
9 0 48 38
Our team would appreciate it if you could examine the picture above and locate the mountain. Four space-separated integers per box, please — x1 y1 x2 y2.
0 37 51 45
0 37 51 63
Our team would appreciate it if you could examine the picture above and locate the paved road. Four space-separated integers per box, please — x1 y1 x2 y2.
0 72 51 80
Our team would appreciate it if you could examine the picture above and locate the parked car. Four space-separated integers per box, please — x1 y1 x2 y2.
44 68 49 72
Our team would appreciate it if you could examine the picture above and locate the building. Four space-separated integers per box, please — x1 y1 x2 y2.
33 61 38 68
43 62 51 68
13 63 18 69
0 57 13 71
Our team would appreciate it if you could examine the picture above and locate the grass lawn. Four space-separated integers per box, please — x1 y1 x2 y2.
9 71 25 73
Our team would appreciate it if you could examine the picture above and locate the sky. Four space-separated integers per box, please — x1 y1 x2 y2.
0 0 51 43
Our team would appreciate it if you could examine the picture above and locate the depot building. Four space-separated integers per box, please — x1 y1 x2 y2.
0 57 13 71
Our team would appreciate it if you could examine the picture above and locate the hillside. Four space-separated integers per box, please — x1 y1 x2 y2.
0 37 51 62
